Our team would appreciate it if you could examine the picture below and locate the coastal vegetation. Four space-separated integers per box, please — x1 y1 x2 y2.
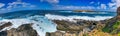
101 20 120 36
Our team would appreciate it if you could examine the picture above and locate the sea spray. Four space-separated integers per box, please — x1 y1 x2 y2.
0 15 57 36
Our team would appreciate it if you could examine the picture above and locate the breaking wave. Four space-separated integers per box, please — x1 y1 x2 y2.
0 15 57 36
45 14 114 21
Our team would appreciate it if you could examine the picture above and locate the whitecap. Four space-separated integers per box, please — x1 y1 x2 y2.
45 14 114 22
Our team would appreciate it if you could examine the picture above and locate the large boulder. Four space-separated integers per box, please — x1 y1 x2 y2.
0 22 12 30
0 22 12 36
0 22 38 36
6 24 38 36
53 20 100 31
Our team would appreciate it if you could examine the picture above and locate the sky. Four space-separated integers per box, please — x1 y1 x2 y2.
0 0 120 13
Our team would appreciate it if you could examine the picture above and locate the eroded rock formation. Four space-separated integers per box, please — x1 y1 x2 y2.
46 7 120 36
0 22 12 30
0 23 38 36
7 24 38 36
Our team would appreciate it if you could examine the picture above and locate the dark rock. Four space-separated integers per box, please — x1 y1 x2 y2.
7 24 38 36
93 23 96 25
46 31 64 36
0 31 7 36
0 22 12 36
0 22 12 30
52 20 101 31
53 20 84 31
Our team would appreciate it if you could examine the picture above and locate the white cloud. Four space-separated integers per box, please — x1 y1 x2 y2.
0 0 36 13
7 1 36 9
116 0 120 7
54 4 110 10
110 0 120 7
108 2 116 7
90 2 94 4
106 0 120 10
0 3 5 8
40 0 59 4
100 4 107 9
54 5 96 10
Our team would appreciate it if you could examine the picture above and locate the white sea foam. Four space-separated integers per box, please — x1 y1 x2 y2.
45 14 114 21
0 15 57 36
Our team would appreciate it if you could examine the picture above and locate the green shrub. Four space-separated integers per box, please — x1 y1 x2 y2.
113 21 120 29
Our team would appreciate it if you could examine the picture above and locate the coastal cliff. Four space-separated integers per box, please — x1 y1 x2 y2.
102 7 120 35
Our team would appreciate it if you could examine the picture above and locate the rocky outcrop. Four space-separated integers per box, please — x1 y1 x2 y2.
7 24 38 36
0 22 12 36
0 22 12 30
53 20 84 31
47 7 120 36
49 19 106 36
46 31 65 36
0 23 38 36
53 20 104 31
0 31 7 36
46 30 82 36
102 7 120 33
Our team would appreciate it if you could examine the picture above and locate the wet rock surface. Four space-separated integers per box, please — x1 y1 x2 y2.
46 7 120 36
46 19 106 36
0 22 12 30
7 24 38 36
53 20 105 31
0 23 38 36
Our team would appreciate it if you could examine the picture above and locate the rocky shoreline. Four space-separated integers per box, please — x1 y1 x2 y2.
45 19 106 36
0 7 119 36
0 22 38 36
45 7 120 36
